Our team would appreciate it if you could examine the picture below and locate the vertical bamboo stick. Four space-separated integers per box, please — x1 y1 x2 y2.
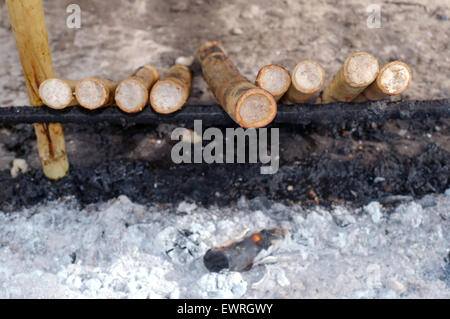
6 0 69 180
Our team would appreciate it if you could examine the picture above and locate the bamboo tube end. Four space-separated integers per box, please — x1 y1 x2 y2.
197 41 225 62
377 61 411 95
256 65 291 101
34 123 69 181
42 156 70 181
39 79 74 110
175 56 195 67
292 60 326 94
235 88 277 128
115 78 148 113
150 79 188 114
75 78 110 110
344 52 379 87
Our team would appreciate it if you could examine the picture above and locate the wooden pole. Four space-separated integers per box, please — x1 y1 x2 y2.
6 0 69 180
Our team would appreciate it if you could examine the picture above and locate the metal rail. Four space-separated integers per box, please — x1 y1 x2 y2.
0 99 449 126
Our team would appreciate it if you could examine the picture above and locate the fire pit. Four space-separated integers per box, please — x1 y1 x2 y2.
0 0 449 300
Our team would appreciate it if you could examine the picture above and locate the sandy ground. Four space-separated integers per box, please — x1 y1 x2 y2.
0 193 449 298
0 0 449 106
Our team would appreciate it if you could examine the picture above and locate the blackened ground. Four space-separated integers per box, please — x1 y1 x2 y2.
0 116 448 211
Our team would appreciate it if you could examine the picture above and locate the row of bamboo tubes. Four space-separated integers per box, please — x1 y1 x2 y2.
38 43 412 129
39 64 192 114
6 0 411 181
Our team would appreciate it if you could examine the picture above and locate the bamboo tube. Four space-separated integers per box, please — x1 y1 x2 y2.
39 79 79 109
198 42 277 128
320 52 379 104
256 65 291 101
353 61 412 102
282 60 326 103
351 94 368 103
75 78 117 110
149 65 192 114
6 0 69 180
115 65 159 113
204 228 286 272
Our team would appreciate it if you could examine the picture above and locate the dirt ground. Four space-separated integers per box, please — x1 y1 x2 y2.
0 0 449 106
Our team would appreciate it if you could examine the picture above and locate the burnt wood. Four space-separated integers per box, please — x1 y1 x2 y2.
0 99 448 126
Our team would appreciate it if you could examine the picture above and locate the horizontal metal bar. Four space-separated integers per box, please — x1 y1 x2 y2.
0 99 449 126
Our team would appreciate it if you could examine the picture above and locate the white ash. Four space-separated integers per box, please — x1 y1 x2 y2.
10 158 28 178
364 201 383 224
175 56 194 67
0 193 449 299
199 272 247 298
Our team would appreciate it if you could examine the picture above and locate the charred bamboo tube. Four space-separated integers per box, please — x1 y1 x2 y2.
115 65 159 113
75 78 117 110
282 60 326 103
256 65 291 101
149 65 192 114
197 41 277 128
320 52 379 104
39 79 79 110
6 0 69 180
204 228 287 272
353 61 412 102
